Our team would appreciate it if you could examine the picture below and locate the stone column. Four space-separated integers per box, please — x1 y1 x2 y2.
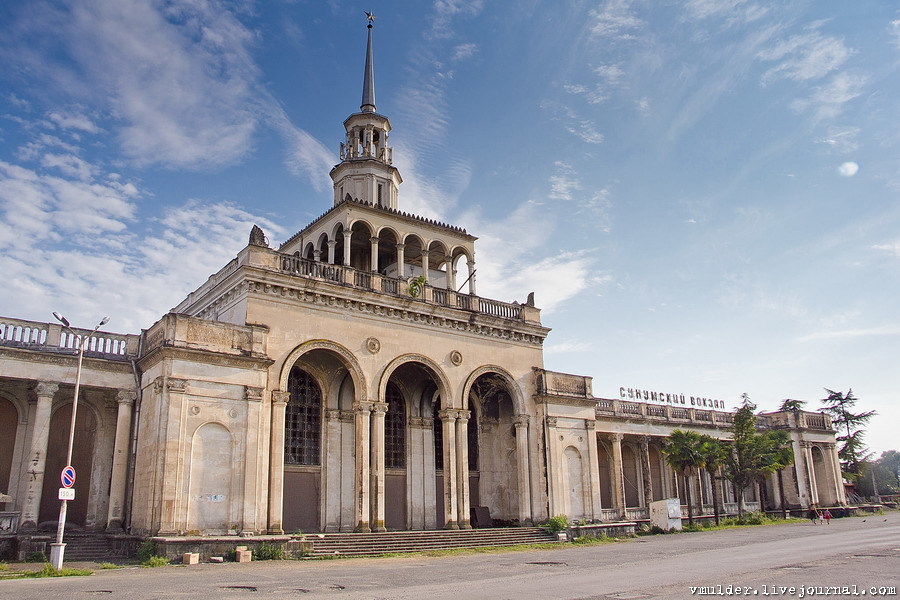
327 240 337 264
585 421 602 520
20 382 58 530
323 409 343 532
267 391 289 534
439 409 458 529
422 417 437 530
610 433 626 519
369 237 379 273
640 437 653 508
339 410 356 531
343 230 352 266
421 250 430 283
395 243 405 278
545 417 562 516
445 255 455 290
467 259 476 295
514 414 533 524
106 390 136 531
370 401 388 532
455 409 471 528
354 400 373 532
313 249 322 262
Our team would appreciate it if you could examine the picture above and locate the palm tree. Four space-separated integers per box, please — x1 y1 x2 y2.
698 435 727 526
662 430 705 526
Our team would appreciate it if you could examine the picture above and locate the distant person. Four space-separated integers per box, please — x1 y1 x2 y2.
808 507 818 524
823 509 832 525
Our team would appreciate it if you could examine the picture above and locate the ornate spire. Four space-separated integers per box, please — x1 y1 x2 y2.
361 12 376 113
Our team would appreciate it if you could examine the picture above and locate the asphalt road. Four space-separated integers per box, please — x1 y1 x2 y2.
4 513 898 600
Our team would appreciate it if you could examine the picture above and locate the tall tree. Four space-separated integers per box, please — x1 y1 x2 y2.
723 395 794 519
820 388 876 480
662 429 705 526
778 399 805 412
698 435 726 525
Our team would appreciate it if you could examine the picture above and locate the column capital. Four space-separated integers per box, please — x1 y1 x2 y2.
327 240 337 248
369 236 379 244
545 416 558 428
608 432 624 443
166 377 187 392
514 413 531 427
456 409 471 422
115 389 137 405
244 386 264 402
325 409 343 421
438 408 458 421
639 435 650 450
395 243 405 250
272 390 290 405
371 401 389 414
34 381 59 398
585 420 597 431
354 400 374 413
799 440 812 449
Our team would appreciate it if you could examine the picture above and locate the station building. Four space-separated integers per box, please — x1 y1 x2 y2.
0 22 844 546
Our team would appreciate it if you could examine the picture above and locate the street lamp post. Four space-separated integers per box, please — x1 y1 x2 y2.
49 312 109 571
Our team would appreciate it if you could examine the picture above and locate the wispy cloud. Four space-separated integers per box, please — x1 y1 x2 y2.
758 27 852 85
797 325 900 343
790 71 867 121
871 242 900 258
590 0 644 40
684 0 769 26
544 340 595 354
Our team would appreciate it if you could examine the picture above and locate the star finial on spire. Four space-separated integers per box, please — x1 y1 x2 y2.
365 11 375 28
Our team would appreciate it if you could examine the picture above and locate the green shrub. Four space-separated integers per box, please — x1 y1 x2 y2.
542 515 569 533
18 564 92 578
98 562 119 569
254 543 285 561
140 555 169 568
136 540 158 563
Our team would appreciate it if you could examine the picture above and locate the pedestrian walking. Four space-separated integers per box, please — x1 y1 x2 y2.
808 507 818 524
823 508 832 524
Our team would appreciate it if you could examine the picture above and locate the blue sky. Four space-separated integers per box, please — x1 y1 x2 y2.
1 1 897 456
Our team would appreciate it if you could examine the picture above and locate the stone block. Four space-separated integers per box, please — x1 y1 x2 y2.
235 549 252 563
182 552 199 565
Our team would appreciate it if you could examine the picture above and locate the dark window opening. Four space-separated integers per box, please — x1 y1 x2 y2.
385 382 406 469
285 367 322 465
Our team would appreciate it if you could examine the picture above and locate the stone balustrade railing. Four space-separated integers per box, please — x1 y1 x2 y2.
0 317 138 359
595 397 734 426
279 253 525 321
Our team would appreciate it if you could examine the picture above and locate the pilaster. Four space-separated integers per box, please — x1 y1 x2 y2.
439 409 458 529
514 414 533 524
267 390 289 534
20 381 58 530
106 389 136 531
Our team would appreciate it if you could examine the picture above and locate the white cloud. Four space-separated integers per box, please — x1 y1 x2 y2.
549 175 581 201
452 43 477 61
758 28 852 85
684 0 768 25
544 340 595 354
797 325 900 343
47 110 101 134
891 19 900 49
791 71 867 120
838 161 859 177
816 126 860 153
590 0 643 40
871 242 900 257
566 120 605 144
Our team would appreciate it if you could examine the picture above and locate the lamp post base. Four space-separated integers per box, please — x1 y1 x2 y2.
50 543 66 570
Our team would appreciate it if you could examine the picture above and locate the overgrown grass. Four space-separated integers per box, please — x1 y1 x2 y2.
541 515 570 533
8 563 93 578
140 555 169 568
254 543 285 561
98 562 120 569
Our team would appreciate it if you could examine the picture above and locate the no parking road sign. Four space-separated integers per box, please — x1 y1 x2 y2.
60 465 76 488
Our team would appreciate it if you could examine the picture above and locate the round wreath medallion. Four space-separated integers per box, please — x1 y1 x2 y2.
366 337 381 354
449 350 463 366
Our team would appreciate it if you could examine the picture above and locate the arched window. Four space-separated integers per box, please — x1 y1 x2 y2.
385 382 406 468
285 367 322 465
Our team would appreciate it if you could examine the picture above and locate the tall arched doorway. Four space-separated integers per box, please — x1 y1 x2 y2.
0 397 18 502
468 373 519 525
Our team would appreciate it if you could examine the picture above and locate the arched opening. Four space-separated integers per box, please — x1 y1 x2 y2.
40 401 97 528
427 241 449 289
451 248 472 293
0 397 18 504
333 224 345 265
284 366 323 533
317 233 330 262
303 242 315 261
377 228 399 276
468 373 518 525
349 221 373 271
385 361 444 530
402 235 425 280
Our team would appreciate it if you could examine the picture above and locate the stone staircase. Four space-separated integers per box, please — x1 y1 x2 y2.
56 534 131 562
303 527 558 558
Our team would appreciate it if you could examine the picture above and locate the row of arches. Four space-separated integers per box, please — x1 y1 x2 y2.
294 221 475 291
276 344 526 533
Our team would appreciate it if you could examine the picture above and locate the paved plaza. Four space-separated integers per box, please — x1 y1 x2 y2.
3 513 898 600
